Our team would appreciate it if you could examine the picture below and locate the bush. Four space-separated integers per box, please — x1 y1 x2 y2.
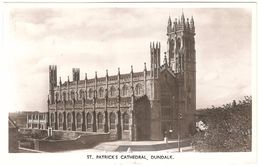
193 96 252 152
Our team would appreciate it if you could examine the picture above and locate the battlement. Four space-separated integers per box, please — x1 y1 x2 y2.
56 67 152 89
167 13 195 35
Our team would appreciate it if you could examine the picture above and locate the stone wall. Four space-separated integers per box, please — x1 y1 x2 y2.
38 132 114 152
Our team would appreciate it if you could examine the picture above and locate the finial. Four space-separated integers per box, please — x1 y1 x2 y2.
181 10 185 22
106 69 108 76
95 71 97 78
131 65 133 73
47 95 50 103
191 15 194 23
67 76 69 81
168 15 172 24
163 52 168 65
118 67 120 74
85 73 87 80
144 62 147 71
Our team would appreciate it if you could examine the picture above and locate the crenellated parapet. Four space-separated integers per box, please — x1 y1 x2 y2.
50 64 152 104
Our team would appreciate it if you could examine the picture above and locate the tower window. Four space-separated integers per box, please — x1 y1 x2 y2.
55 92 59 101
51 113 55 122
176 38 181 52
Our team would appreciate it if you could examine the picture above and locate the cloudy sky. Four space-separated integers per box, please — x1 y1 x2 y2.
5 6 252 112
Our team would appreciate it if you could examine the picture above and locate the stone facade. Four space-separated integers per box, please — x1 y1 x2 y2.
29 13 196 141
27 112 48 130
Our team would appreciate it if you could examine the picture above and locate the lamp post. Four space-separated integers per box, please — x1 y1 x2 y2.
178 112 182 152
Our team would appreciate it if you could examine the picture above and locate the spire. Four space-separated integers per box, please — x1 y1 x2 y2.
131 65 133 73
181 9 185 19
190 15 195 31
106 69 108 77
181 10 185 23
191 15 194 23
168 15 172 25
163 52 168 66
59 77 62 85
144 62 147 71
85 73 87 80
167 15 172 34
186 18 190 29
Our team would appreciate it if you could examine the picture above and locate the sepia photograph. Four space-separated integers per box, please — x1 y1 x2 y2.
1 1 258 166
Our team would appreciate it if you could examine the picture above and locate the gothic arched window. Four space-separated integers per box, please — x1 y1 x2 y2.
110 86 116 97
58 112 63 125
97 112 103 129
170 39 175 55
135 83 143 96
176 38 181 52
121 85 128 97
55 92 59 101
76 112 82 129
67 112 72 130
51 113 55 122
79 89 84 99
109 112 116 130
63 91 67 101
98 87 104 98
123 113 129 130
70 90 75 100
86 113 92 129
88 88 94 99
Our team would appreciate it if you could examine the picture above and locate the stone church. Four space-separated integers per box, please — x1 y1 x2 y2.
45 13 196 141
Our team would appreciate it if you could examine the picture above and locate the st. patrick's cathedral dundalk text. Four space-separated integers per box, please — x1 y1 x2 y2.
27 13 196 141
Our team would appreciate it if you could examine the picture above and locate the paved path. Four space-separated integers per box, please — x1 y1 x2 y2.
62 139 194 153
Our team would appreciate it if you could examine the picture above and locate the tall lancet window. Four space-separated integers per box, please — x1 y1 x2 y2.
88 88 94 99
123 113 129 130
121 85 128 97
110 86 116 97
135 83 143 96
97 112 103 129
98 87 104 98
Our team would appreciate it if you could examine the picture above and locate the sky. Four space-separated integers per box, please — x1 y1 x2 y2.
5 6 252 112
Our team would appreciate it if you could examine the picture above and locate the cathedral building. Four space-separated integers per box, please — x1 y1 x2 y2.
46 13 196 141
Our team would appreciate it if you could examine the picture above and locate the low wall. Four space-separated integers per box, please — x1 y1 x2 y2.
19 128 117 152
38 132 114 152
19 128 48 139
